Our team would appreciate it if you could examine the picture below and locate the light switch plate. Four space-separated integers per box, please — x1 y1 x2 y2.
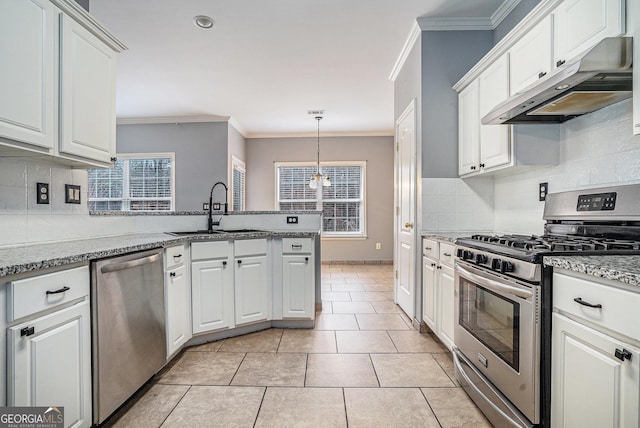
65 184 81 204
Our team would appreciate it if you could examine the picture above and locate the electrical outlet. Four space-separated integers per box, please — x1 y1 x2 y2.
286 216 299 224
539 182 548 201
203 203 209 210
376 243 381 250
36 182 49 204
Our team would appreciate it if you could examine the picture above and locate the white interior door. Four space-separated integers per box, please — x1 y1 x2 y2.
395 101 416 319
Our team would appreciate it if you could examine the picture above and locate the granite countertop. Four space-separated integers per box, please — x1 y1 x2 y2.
0 230 318 277
544 255 640 287
89 210 323 216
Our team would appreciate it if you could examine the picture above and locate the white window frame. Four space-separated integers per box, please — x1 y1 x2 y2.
88 152 176 212
274 161 367 239
230 155 246 211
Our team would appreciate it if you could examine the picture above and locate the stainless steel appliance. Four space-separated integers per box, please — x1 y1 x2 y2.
483 37 632 125
453 183 640 428
91 249 166 425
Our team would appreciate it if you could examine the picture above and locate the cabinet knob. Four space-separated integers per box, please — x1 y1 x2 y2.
110 157 117 162
538 71 547 78
556 59 566 67
615 348 632 361
20 327 35 337
222 260 227 267
470 166 476 170
237 260 242 264
305 257 309 263
479 163 485 168
436 265 442 270
169 272 176 277
431 263 436 267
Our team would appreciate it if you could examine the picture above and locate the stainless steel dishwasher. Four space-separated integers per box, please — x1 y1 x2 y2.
90 248 166 425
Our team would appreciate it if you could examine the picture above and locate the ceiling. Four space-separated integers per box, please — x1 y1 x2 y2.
90 0 513 138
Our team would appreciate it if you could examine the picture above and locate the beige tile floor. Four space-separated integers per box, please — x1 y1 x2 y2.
105 263 491 428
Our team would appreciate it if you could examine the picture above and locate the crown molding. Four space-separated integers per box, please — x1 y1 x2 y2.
491 0 523 27
227 117 247 138
388 22 421 82
116 115 231 125
245 130 394 139
417 16 494 31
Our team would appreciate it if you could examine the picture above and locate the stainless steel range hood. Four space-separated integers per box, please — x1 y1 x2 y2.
482 37 632 125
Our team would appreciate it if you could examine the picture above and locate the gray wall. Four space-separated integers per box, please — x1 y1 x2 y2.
493 0 542 44
421 30 493 178
394 37 422 123
246 136 394 262
116 122 230 211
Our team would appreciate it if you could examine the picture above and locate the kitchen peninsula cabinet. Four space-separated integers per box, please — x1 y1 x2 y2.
0 0 124 167
191 241 234 334
281 238 314 319
234 239 270 326
7 266 91 428
164 245 191 358
551 271 640 427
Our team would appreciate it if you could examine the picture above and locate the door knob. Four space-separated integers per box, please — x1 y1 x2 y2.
404 222 413 229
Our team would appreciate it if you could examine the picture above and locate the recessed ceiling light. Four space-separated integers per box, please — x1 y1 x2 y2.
193 15 215 29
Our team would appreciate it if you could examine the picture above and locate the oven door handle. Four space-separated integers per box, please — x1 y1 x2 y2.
456 265 533 299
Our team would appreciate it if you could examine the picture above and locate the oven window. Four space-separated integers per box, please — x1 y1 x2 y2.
459 278 520 371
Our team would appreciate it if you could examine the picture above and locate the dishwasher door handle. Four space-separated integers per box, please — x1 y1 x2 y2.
100 253 161 274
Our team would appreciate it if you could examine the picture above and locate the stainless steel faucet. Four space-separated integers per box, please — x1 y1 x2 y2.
208 181 228 233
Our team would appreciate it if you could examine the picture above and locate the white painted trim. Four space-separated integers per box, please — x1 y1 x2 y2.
491 0 524 27
452 0 564 92
417 17 494 31
247 130 394 139
389 22 421 82
229 156 246 211
228 117 247 138
116 115 231 125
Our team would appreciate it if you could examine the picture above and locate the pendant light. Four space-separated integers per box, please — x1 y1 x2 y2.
309 116 331 189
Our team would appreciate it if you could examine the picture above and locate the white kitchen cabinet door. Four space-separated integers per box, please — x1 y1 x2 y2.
165 265 191 357
479 54 511 171
191 259 234 334
0 0 55 151
438 264 455 351
509 15 553 95
458 79 480 176
631 0 640 136
59 13 116 164
422 256 437 330
282 255 314 319
552 313 639 428
235 255 270 325
553 0 624 69
8 301 91 428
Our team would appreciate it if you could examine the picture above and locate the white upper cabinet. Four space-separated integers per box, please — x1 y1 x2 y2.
458 80 480 176
0 0 55 151
509 15 553 95
59 13 117 164
478 54 511 171
553 0 625 68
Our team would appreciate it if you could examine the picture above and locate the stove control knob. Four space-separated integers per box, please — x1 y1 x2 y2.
475 254 488 264
456 249 464 258
463 250 474 261
491 259 502 271
500 261 514 273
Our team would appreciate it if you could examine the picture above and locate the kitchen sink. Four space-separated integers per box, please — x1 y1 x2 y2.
168 229 264 236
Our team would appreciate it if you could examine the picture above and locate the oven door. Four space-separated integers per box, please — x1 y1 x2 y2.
454 261 540 425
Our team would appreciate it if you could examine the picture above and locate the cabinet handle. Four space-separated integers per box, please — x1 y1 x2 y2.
46 286 70 295
169 272 176 277
556 59 565 67
292 244 303 249
110 157 117 162
20 327 35 337
615 348 632 361
437 265 442 270
573 297 602 309
479 163 485 168
443 253 452 257
173 254 182 259
425 247 432 251
538 71 547 78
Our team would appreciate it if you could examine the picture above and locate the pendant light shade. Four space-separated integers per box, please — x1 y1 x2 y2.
309 116 331 188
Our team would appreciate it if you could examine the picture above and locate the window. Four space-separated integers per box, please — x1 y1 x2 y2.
231 156 246 211
88 153 175 211
276 162 366 237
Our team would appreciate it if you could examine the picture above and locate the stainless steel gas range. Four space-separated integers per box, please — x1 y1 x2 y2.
452 184 640 428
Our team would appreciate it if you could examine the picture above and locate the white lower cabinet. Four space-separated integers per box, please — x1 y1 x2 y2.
552 314 639 427
7 267 91 427
282 255 313 319
235 255 269 325
552 271 640 427
191 258 234 334
165 264 191 357
421 239 455 350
